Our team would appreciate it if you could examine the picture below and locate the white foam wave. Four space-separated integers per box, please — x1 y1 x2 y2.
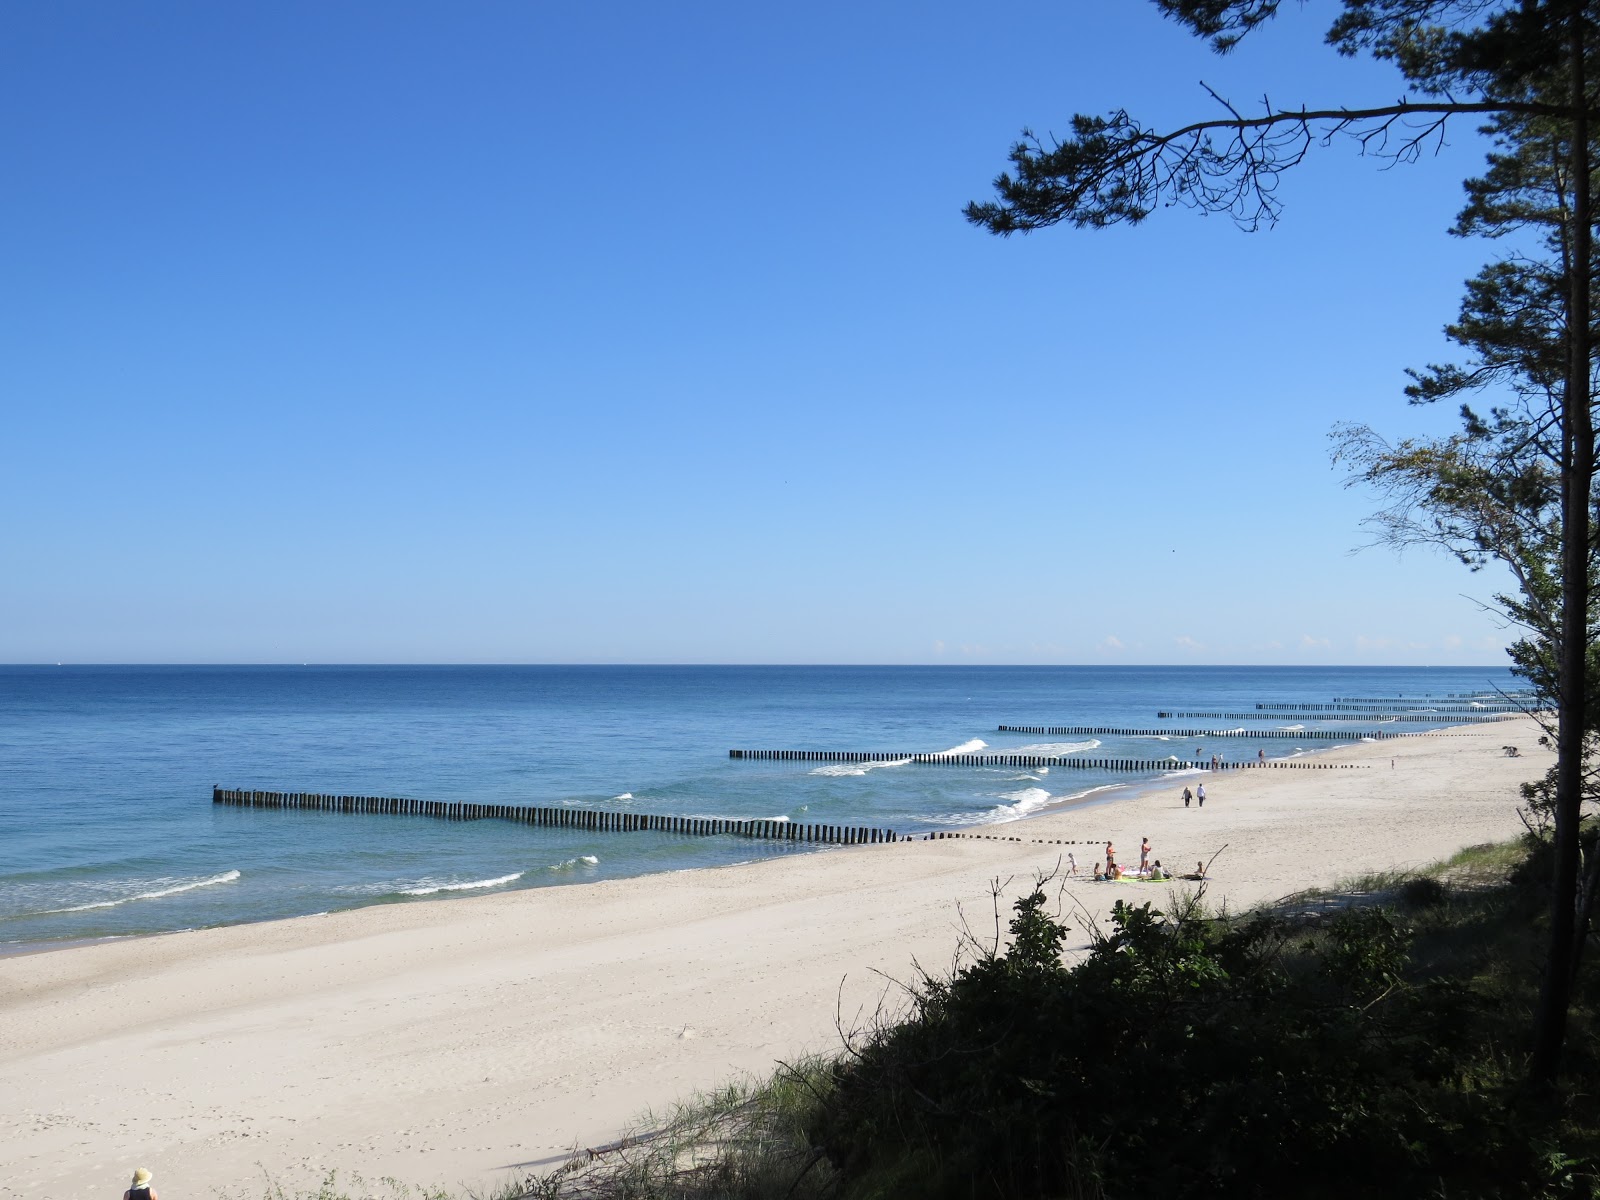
1008 740 1100 756
811 757 912 777
547 856 600 871
1280 724 1305 731
400 871 524 896
993 787 1055 818
926 781 1121 828
44 870 242 914
808 739 993 776
612 793 633 801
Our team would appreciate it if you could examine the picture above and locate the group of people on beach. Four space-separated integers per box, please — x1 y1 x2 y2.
1181 783 1205 808
1193 748 1269 769
1073 838 1206 884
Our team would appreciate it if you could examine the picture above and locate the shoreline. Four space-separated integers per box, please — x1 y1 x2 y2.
0 719 1544 1199
0 730 1405 960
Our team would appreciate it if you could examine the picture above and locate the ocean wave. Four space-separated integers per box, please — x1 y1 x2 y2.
548 856 600 871
42 870 242 914
995 787 1052 812
809 738 994 776
923 780 1120 828
612 792 633 801
1009 740 1099 756
811 757 912 776
1280 724 1305 731
400 871 525 896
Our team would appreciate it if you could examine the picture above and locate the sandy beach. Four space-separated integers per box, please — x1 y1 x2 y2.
0 720 1544 1199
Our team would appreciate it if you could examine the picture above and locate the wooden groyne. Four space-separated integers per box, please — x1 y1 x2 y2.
1155 710 1515 723
212 788 897 844
1251 702 1521 714
998 724 1402 741
727 750 1363 770
1335 693 1533 702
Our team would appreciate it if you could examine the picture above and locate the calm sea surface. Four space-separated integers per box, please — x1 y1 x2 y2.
0 664 1518 949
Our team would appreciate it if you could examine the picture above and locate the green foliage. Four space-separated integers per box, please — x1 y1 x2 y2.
809 866 1600 1200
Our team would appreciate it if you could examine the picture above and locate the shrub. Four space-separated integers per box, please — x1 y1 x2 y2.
809 877 1600 1200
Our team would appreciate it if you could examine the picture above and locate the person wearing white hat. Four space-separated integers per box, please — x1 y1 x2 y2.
124 1167 158 1200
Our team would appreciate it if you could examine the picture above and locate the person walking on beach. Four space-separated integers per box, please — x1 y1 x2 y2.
1258 748 1265 765
1196 783 1206 807
1182 785 1192 808
125 1168 157 1200
1067 851 1077 876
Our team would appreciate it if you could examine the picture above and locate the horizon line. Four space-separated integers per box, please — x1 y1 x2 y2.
0 661 1515 670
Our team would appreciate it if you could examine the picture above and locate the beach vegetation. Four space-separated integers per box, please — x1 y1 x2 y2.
962 0 1600 1085
517 840 1600 1199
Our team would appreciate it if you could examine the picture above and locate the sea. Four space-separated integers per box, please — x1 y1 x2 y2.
0 664 1520 952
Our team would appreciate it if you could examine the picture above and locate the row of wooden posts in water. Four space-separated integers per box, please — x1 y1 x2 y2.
211 787 1115 848
1334 694 1532 702
1155 710 1515 723
1250 702 1520 714
726 750 1364 770
996 724 1404 741
212 788 899 844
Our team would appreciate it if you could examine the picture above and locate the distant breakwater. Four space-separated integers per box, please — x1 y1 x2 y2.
726 750 1366 770
997 724 1413 741
1155 711 1516 723
1250 702 1522 714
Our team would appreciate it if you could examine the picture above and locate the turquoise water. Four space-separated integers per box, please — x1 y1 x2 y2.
0 664 1518 949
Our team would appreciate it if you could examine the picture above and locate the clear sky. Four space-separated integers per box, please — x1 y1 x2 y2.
1 1 1526 664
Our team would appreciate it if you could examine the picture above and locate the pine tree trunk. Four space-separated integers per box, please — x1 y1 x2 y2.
1531 7 1594 1086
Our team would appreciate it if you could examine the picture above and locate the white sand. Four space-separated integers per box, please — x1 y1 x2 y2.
0 720 1544 1199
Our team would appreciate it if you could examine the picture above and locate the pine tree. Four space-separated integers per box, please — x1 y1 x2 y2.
965 0 1597 1081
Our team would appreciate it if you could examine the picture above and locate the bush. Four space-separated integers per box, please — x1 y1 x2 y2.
1398 875 1449 909
808 876 1600 1200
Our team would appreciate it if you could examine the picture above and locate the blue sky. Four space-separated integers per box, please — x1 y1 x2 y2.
1 1 1523 664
